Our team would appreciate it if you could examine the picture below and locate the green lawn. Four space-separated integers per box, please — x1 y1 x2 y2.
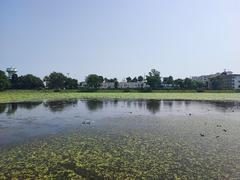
0 90 240 103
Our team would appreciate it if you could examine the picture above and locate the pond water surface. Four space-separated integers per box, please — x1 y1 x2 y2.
0 99 240 179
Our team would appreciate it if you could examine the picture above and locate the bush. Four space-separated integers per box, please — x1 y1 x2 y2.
77 88 97 92
236 89 240 93
138 87 152 93
123 89 130 92
53 89 61 92
196 88 205 93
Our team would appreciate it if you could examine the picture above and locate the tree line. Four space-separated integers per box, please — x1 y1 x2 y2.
0 69 205 91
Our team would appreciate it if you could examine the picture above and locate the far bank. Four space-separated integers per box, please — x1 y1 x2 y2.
0 90 240 103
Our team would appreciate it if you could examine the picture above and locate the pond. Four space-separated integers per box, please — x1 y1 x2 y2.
0 99 240 179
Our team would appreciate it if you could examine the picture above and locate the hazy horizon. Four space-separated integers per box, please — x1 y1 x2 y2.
1 0 240 81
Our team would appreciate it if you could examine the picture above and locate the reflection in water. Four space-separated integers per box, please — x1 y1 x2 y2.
146 100 160 114
1 100 239 115
17 102 43 110
1 99 240 178
0 102 42 115
0 99 240 147
43 99 78 112
85 100 103 111
208 101 240 111
6 103 18 115
0 104 7 114
163 101 173 108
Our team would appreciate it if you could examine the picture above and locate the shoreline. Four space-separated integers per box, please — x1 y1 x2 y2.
0 90 240 103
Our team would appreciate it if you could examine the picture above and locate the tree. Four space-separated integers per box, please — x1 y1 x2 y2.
104 77 116 83
64 77 78 89
210 76 223 90
183 78 194 89
114 81 119 89
10 74 18 89
163 76 174 84
44 72 67 89
0 70 10 91
137 76 144 82
146 69 161 89
86 74 104 89
174 79 184 89
16 74 44 89
126 77 132 83
132 77 138 82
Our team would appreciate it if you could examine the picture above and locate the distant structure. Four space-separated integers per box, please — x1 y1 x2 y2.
192 72 221 85
192 70 240 90
6 67 17 79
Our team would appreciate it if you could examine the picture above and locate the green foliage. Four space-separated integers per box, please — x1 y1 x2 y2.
86 74 104 89
104 78 117 83
10 74 18 89
15 74 44 89
132 77 138 82
146 69 161 89
137 76 144 82
44 72 78 90
174 79 184 89
126 77 132 83
114 81 119 89
64 77 78 89
44 72 67 89
173 78 205 90
210 76 224 90
163 76 174 84
0 70 11 91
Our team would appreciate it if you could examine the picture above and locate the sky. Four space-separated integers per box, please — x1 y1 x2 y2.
0 0 240 81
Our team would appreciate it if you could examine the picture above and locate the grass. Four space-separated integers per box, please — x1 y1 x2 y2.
0 90 240 103
0 127 233 179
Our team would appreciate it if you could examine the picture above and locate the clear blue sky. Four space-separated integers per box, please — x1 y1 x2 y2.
0 0 239 81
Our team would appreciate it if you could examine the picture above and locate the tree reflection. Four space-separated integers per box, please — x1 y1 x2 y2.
207 101 240 112
0 104 7 114
6 102 43 115
85 100 103 111
146 100 160 114
44 99 78 112
18 102 42 110
163 101 173 108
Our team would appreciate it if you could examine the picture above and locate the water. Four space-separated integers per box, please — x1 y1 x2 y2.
0 99 240 178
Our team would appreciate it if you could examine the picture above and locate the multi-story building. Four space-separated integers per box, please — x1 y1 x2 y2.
219 74 240 90
203 71 240 90
192 73 221 85
191 71 240 90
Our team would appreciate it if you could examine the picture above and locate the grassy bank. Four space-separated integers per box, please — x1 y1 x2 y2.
0 90 240 103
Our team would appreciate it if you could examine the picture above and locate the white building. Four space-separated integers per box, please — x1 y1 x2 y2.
6 67 17 79
233 75 240 90
101 82 115 89
118 81 149 89
192 73 221 84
